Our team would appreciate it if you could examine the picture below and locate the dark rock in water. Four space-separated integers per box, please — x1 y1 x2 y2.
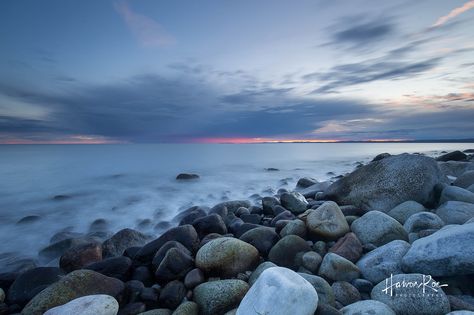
277 188 289 195
134 225 199 265
235 207 250 217
436 150 467 162
22 269 125 315
0 253 37 274
332 281 361 306
7 267 64 306
270 210 295 226
52 194 72 201
249 205 263 215
151 241 191 270
329 232 363 263
268 235 311 270
300 182 331 198
239 226 280 258
175 206 208 226
154 247 194 284
39 236 99 263
323 153 446 212
262 196 280 215
210 200 251 214
196 237 259 277
118 302 146 315
372 152 391 162
102 228 149 258
158 280 186 309
193 279 249 315
184 268 205 289
280 192 308 214
296 177 318 189
49 231 83 244
130 266 153 287
265 167 279 171
192 214 227 238
0 272 18 291
154 221 172 232
176 173 199 180
59 242 102 273
16 215 41 225
85 256 132 280
89 218 108 232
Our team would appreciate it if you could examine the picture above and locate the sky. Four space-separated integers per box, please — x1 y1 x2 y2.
0 0 473 144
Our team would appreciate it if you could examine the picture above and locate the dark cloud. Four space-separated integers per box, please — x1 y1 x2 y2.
0 73 376 142
306 57 442 94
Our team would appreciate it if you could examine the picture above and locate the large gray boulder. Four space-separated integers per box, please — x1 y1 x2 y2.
401 222 474 276
371 273 450 315
323 154 446 211
436 201 474 224
236 267 318 315
351 211 408 247
356 240 410 283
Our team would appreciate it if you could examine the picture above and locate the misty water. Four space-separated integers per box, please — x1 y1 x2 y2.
0 143 472 263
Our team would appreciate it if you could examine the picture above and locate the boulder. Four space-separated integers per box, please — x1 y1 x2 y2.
43 295 119 315
176 173 199 180
371 273 450 315
262 196 280 215
239 227 279 258
196 237 259 277
319 253 360 282
306 201 349 240
134 225 199 265
268 235 311 270
299 182 331 198
454 171 474 189
248 261 277 286
154 248 194 283
356 240 410 284
387 201 426 224
280 219 307 238
7 267 64 306
59 242 102 273
402 223 474 276
351 211 408 247
437 151 467 162
440 186 474 204
323 154 445 211
176 206 207 226
102 229 148 258
328 232 362 263
436 201 474 224
192 214 227 238
194 280 249 315
340 300 396 315
236 267 318 315
280 192 308 214
403 212 444 234
22 270 124 315
296 177 318 188
151 241 191 270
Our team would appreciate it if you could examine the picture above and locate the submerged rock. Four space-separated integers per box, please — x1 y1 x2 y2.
102 228 148 258
236 267 318 315
323 154 445 211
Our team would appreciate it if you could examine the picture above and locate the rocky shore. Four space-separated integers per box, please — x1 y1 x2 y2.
1 150 474 315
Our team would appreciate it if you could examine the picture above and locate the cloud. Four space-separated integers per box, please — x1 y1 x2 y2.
114 1 175 47
324 16 396 50
432 0 474 28
306 57 442 94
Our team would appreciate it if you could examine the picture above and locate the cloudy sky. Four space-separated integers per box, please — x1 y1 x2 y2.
0 0 473 143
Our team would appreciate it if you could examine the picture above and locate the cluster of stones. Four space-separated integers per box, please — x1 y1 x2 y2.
0 150 473 315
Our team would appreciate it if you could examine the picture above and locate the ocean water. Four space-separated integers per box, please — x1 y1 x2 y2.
0 143 472 261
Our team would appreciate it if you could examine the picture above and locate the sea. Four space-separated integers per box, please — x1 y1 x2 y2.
0 143 472 262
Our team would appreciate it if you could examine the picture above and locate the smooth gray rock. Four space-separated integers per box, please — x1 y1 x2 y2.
297 177 318 188
280 219 307 238
196 237 259 277
268 235 311 270
340 300 396 315
332 281 361 306
319 253 360 282
236 267 318 315
356 240 410 283
371 273 450 315
403 212 444 233
301 251 322 274
440 185 474 204
298 273 335 306
351 211 408 246
239 226 279 258
194 280 249 315
436 201 474 224
387 201 426 224
454 171 474 188
43 295 119 315
280 192 308 214
402 223 474 276
323 154 445 212
306 201 349 240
